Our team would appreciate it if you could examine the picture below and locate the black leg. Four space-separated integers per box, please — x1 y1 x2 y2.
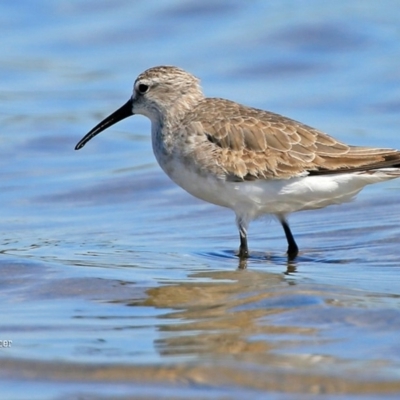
280 218 299 258
239 229 249 258
237 218 249 258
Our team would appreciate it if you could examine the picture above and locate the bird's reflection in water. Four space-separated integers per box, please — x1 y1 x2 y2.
237 253 298 275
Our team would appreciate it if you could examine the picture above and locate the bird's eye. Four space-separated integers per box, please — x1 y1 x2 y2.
137 83 149 94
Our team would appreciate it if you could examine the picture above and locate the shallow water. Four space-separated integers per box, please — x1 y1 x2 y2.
1 1 400 399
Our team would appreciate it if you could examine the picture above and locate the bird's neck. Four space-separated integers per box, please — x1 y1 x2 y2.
164 92 204 127
152 93 204 147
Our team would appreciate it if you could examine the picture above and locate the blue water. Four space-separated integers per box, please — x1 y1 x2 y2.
1 1 400 399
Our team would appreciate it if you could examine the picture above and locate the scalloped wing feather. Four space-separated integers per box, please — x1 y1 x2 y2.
182 98 400 180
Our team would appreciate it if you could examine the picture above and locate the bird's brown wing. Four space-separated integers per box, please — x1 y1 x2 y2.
184 98 400 181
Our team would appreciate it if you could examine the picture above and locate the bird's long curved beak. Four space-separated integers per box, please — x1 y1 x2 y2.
75 99 134 150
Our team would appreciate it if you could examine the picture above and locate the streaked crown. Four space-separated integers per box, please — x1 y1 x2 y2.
132 66 204 123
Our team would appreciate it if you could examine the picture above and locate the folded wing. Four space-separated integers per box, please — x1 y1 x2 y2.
184 98 400 181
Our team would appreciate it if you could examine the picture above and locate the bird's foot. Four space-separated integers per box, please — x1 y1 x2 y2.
238 246 249 259
287 245 299 260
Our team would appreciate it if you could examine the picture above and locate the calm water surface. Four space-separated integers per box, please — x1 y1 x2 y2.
1 1 400 399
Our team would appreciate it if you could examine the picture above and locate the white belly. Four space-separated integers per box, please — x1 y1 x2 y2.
159 154 400 220
151 122 398 220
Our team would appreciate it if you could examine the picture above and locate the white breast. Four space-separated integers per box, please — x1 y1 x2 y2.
151 124 399 220
156 152 399 220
